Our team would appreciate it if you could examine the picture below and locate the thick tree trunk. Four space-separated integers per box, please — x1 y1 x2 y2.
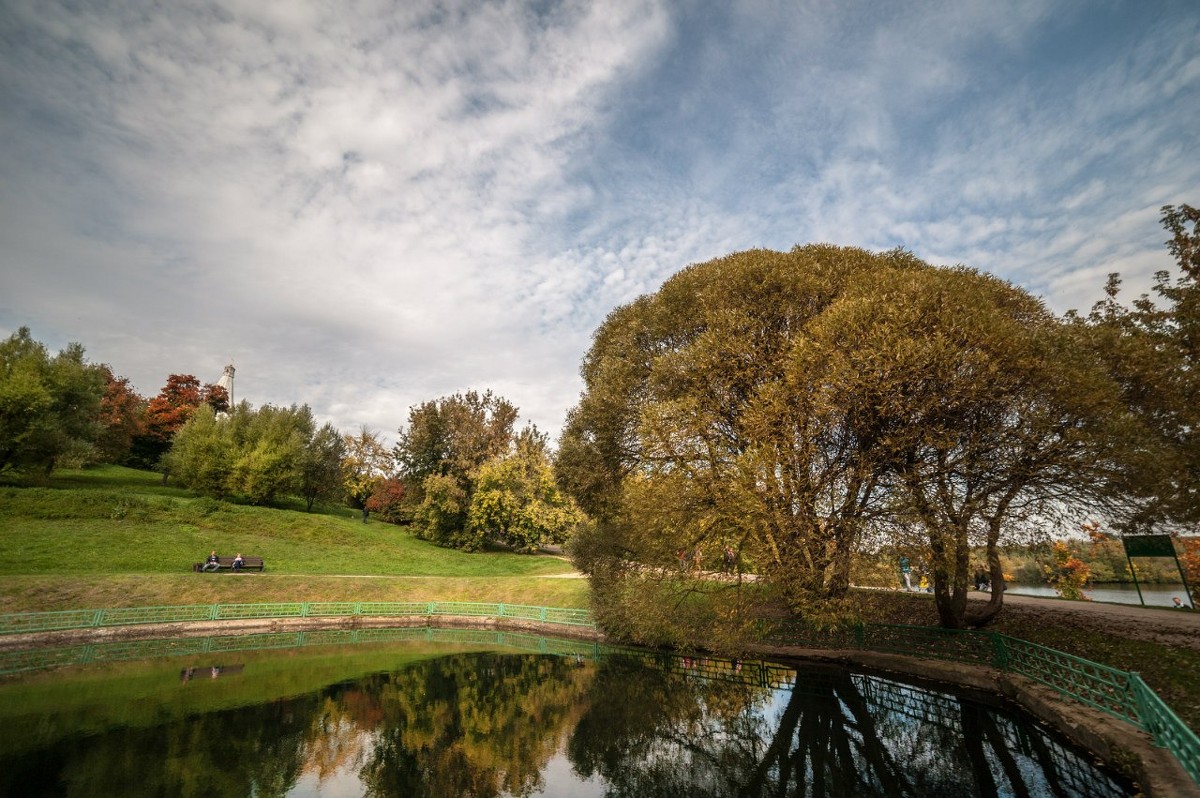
965 511 1010 628
931 522 972 629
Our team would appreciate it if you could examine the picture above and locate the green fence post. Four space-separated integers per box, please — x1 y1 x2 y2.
301 603 309 618
1128 674 1162 744
92 610 104 628
990 633 1009 670
210 604 219 621
541 607 548 622
354 602 361 616
498 603 505 618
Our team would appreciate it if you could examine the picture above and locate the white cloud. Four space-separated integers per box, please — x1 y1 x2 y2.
1 0 1197 443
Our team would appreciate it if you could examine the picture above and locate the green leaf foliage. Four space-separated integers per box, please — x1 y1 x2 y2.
468 426 583 553
300 423 345 512
414 472 474 549
397 390 519 549
341 426 393 507
165 402 333 506
559 245 1157 633
0 327 107 474
1079 204 1200 527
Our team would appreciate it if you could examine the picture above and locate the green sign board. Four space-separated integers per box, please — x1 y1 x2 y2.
1122 534 1177 558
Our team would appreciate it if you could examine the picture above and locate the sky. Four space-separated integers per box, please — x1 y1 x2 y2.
1 0 1197 444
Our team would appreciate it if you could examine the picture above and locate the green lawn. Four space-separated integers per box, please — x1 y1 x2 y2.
0 465 586 611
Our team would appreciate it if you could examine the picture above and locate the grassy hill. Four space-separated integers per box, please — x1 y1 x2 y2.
0 465 587 612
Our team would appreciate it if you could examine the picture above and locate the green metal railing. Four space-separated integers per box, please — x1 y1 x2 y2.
762 619 1200 785
0 602 596 636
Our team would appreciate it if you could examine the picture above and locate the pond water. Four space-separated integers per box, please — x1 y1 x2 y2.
0 629 1135 797
1007 581 1193 607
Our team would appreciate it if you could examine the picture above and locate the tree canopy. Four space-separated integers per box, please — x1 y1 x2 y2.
0 327 107 474
1080 204 1200 529
558 245 1155 633
165 402 340 506
341 426 393 510
395 390 519 549
468 426 583 553
134 373 228 469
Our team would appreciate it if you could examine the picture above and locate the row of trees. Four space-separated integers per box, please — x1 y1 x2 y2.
164 403 344 508
164 388 583 551
0 329 228 476
556 206 1198 633
0 331 580 552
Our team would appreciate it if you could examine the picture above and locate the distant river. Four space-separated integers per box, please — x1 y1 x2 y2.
1006 582 1193 608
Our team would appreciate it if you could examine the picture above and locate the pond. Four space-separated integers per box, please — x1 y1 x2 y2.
0 629 1135 797
1006 581 1193 608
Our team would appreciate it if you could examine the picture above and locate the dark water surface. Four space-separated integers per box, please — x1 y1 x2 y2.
0 631 1135 797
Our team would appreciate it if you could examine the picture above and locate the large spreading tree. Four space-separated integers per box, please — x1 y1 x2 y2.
802 265 1155 627
557 246 1156 636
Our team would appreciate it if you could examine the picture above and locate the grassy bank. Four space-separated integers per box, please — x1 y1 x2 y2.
0 465 584 611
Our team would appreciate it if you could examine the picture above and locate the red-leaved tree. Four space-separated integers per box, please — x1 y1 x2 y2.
95 366 146 463
366 477 408 524
132 374 227 470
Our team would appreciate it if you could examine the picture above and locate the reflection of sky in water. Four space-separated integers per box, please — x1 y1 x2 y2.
290 766 367 798
285 747 609 798
286 728 374 798
527 752 606 798
279 723 605 796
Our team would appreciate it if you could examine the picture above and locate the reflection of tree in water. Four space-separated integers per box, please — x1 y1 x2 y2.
569 655 1132 798
0 652 594 798
357 652 593 797
0 648 1135 797
0 697 314 798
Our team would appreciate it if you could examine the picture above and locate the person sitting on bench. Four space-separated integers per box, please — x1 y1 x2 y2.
231 553 244 572
202 550 220 572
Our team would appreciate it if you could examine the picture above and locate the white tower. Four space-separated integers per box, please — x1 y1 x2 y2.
216 363 235 405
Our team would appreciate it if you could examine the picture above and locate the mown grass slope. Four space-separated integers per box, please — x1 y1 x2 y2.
0 465 587 611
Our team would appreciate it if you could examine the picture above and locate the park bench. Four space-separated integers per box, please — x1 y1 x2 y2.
192 555 265 573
